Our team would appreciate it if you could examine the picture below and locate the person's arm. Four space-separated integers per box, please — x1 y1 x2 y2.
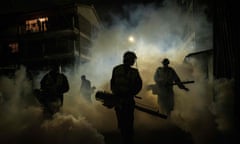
40 74 48 90
131 69 142 95
110 68 116 94
154 67 166 86
172 69 189 91
154 68 160 83
61 74 70 93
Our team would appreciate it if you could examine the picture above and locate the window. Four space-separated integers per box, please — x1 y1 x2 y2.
25 17 48 33
8 42 19 53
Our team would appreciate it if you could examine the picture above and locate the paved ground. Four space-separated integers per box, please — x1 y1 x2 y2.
100 109 236 144
102 126 193 144
101 109 194 144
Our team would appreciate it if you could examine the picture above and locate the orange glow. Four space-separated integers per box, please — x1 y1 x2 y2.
9 42 19 53
38 17 48 22
25 17 48 32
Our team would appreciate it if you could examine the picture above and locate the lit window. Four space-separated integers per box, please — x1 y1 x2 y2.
25 17 48 32
8 42 19 53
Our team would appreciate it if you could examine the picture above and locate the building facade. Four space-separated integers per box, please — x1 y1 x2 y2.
0 3 101 72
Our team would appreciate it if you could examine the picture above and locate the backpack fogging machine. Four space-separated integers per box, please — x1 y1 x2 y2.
95 91 168 119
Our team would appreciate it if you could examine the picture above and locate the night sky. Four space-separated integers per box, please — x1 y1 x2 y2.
0 0 213 27
0 0 164 25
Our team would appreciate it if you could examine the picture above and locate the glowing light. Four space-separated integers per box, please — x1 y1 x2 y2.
9 42 19 53
38 17 48 22
25 17 48 32
128 36 135 43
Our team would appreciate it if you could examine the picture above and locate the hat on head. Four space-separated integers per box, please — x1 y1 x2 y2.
162 58 169 65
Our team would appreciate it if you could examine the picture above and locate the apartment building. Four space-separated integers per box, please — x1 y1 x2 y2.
0 2 101 72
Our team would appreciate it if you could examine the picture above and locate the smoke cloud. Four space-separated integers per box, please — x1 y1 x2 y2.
0 66 105 144
0 1 235 144
83 1 233 144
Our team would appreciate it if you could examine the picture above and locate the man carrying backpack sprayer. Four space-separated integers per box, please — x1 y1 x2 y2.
39 64 69 119
154 58 189 118
110 51 142 144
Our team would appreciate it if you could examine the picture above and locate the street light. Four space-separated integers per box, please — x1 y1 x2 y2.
128 35 135 43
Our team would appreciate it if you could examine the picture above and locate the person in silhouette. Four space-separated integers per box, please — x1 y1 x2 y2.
111 51 142 144
154 58 189 117
40 64 69 119
80 75 92 102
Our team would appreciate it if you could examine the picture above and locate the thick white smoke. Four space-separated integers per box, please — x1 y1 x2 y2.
78 1 233 144
0 1 235 144
0 66 105 144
